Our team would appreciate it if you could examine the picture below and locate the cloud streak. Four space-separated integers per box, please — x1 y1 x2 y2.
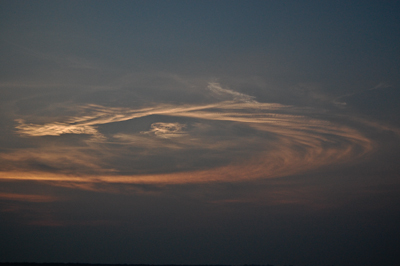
0 192 57 202
207 82 257 103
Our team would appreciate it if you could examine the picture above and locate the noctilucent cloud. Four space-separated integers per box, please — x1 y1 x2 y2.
1 1 400 265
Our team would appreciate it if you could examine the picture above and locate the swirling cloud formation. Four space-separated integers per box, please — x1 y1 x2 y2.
1 83 378 187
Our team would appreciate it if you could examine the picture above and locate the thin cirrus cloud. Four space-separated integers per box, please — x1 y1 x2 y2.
0 192 57 203
0 82 383 189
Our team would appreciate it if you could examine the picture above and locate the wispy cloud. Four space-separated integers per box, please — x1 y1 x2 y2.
369 82 392 91
141 122 187 138
3 83 385 188
208 82 257 103
15 119 101 137
0 192 57 202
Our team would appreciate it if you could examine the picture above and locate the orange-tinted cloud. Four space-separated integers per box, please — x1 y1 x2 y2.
0 192 57 202
2 83 395 190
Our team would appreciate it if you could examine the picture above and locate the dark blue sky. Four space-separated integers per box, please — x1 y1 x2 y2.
1 1 400 265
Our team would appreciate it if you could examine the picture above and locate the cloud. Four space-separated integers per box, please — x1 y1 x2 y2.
0 192 57 203
207 82 257 103
2 82 387 189
3 80 400 193
369 82 392 91
0 146 116 175
141 122 187 138
15 119 101 137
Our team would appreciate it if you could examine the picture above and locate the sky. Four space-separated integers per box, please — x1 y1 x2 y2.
1 1 400 265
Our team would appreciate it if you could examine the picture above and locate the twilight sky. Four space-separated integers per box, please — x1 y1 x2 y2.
1 1 400 265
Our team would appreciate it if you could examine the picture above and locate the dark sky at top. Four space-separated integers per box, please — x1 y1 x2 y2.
1 1 400 265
